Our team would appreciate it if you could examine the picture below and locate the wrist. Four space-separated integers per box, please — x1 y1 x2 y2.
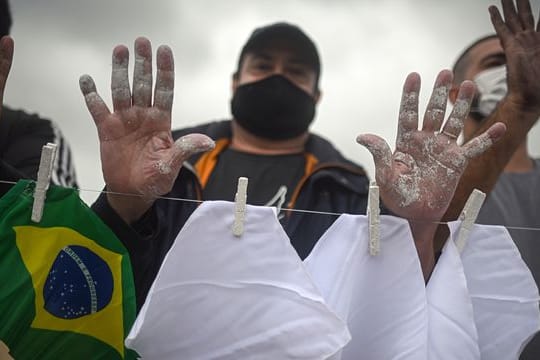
408 220 437 282
106 191 155 224
503 93 540 118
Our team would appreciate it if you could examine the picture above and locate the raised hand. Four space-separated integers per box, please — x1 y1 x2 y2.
357 70 506 223
490 0 540 114
0 36 14 120
80 37 214 223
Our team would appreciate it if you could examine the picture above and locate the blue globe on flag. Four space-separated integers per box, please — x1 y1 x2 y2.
43 245 114 319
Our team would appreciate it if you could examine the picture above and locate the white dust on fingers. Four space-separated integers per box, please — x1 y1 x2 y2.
133 56 152 98
111 66 130 100
453 99 469 117
79 74 95 93
401 91 419 108
83 92 101 107
465 136 494 159
154 89 174 110
175 136 215 155
431 86 448 108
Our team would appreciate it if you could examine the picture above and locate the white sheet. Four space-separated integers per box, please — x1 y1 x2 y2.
448 221 540 360
125 201 350 359
304 215 427 360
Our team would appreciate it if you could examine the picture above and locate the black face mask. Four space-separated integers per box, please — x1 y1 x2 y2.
231 75 316 140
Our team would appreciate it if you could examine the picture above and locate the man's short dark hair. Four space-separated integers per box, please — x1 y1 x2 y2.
452 34 499 84
0 0 12 37
235 22 321 90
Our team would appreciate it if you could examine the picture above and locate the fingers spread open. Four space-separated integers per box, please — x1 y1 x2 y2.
462 122 507 159
0 36 14 97
357 134 393 184
397 72 421 149
441 80 475 139
132 37 153 107
154 45 175 114
422 69 452 132
111 45 131 112
79 74 111 126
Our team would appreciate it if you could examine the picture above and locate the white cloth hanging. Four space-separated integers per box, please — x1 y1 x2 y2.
448 221 540 360
125 201 350 359
304 214 428 360
304 214 540 360
426 235 481 359
124 199 539 359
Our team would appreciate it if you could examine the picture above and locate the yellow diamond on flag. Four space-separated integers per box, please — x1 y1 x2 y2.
15 226 125 357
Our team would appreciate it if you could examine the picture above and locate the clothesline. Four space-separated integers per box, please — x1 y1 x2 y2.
1 179 539 232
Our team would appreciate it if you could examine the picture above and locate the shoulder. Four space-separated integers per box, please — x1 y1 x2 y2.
1 106 77 188
1 106 53 133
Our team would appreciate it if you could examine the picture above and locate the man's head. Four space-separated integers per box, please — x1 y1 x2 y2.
231 22 322 141
0 0 12 37
450 35 505 141
452 35 502 85
233 22 321 95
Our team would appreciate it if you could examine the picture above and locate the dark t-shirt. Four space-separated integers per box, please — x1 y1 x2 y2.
203 148 306 206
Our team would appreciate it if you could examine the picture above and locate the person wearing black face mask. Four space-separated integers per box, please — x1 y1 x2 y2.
198 24 338 216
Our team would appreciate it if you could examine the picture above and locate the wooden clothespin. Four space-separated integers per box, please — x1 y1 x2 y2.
455 189 486 253
31 143 58 223
232 177 248 237
367 181 380 256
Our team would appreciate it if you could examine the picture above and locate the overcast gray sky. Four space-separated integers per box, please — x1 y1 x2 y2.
5 0 540 204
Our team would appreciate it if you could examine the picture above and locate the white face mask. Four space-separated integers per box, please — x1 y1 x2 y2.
472 65 507 117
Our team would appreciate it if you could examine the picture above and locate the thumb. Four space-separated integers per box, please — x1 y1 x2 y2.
169 133 215 169
356 134 393 184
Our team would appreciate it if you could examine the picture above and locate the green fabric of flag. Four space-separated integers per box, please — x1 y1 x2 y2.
0 180 137 359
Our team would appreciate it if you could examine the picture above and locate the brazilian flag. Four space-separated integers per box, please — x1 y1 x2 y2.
0 180 137 359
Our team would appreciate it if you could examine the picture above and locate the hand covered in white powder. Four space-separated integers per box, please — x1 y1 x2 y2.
357 70 506 223
80 37 214 223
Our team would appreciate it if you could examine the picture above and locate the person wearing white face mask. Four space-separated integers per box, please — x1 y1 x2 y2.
451 31 540 360
474 64 508 116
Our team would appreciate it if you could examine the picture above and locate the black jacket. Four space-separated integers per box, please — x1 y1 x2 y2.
0 106 78 196
93 120 371 310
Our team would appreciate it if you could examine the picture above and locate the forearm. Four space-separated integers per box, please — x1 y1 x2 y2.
445 97 540 221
